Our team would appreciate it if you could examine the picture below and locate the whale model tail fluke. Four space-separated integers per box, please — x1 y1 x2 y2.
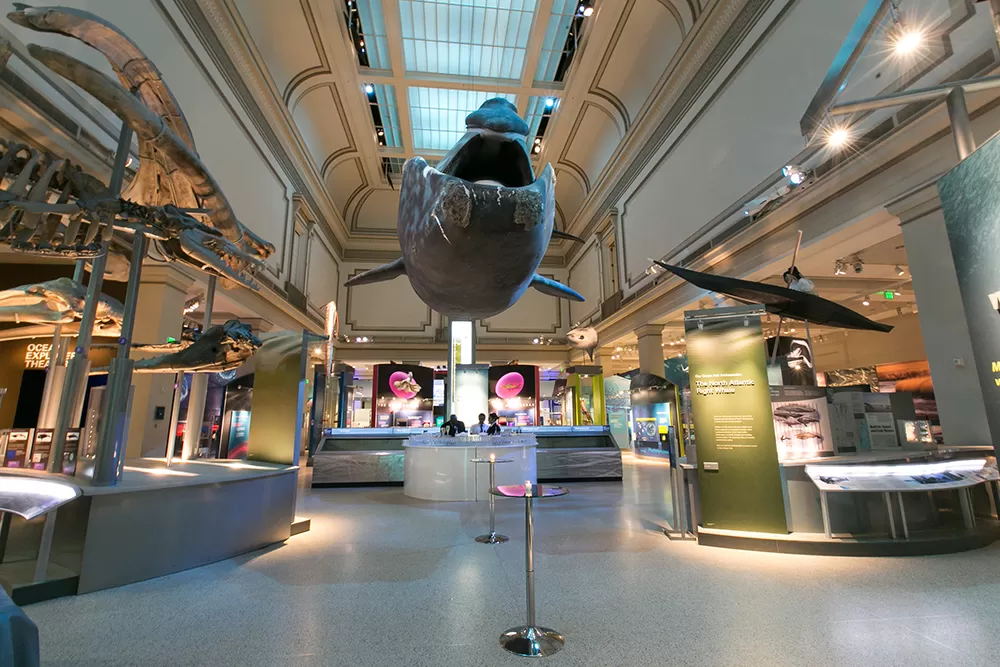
345 258 407 287
529 274 584 301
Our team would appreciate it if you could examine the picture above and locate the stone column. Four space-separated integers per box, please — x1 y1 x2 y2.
635 324 665 376
888 184 989 445
125 265 194 458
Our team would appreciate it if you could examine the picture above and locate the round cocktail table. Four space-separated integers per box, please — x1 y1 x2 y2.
491 483 569 657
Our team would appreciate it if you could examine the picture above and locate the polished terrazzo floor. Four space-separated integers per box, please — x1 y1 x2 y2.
27 452 1000 666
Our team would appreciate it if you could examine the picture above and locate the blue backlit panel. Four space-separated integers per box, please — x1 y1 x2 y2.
409 86 517 150
399 1 537 79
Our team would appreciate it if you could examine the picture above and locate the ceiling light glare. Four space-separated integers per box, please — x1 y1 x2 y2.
895 264 905 276
893 291 901 297
862 296 870 306
533 145 541 154
545 97 555 107
533 338 539 344
894 28 922 56
364 84 374 94
827 126 851 149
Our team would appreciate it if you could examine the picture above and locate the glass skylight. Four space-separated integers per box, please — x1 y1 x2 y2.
409 86 517 150
535 0 587 82
523 95 556 138
346 0 391 69
399 0 537 79
366 83 403 148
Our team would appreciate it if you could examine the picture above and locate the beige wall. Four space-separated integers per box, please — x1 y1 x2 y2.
813 314 927 372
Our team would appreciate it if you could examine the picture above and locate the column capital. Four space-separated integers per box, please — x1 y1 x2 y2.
139 263 196 294
633 323 664 340
886 181 942 226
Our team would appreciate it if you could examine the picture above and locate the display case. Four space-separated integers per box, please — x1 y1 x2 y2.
312 425 623 486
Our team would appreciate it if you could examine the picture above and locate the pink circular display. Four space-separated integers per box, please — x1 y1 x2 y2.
388 371 419 399
495 372 525 399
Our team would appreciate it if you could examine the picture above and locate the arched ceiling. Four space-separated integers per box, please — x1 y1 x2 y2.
224 0 702 252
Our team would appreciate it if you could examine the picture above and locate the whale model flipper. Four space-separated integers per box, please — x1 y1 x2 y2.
345 258 407 287
529 274 584 301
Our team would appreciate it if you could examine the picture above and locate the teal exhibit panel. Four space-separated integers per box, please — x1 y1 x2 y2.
939 132 1000 462
684 305 788 534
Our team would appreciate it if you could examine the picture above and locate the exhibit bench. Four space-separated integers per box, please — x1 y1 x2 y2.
0 459 303 604
312 425 622 487
695 446 1000 556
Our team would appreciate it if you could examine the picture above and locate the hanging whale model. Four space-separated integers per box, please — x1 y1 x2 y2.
345 98 583 320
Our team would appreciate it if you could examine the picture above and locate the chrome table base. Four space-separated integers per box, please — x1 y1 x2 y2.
475 531 509 544
471 457 513 545
499 625 565 657
491 484 569 658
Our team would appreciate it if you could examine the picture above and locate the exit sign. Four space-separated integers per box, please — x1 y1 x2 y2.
883 291 894 299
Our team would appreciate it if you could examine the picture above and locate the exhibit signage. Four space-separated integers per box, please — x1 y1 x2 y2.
63 429 81 475
939 131 1000 461
770 386 833 461
3 428 31 468
23 342 75 369
31 428 53 470
373 364 434 427
227 410 251 459
488 365 539 427
684 305 787 534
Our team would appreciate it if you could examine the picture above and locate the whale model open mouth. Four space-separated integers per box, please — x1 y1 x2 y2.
343 97 584 319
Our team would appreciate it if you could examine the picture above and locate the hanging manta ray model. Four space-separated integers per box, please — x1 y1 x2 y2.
345 98 584 320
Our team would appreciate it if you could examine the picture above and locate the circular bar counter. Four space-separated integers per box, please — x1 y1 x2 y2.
403 434 537 501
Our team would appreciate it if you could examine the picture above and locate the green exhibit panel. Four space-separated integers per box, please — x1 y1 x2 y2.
684 305 788 535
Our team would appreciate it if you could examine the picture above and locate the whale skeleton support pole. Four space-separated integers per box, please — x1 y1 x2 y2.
181 274 217 460
91 229 148 486
48 122 131 475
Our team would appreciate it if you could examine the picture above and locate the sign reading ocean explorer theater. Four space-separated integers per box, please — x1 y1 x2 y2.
685 305 787 534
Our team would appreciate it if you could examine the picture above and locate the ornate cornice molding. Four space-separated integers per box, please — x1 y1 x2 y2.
177 0 348 257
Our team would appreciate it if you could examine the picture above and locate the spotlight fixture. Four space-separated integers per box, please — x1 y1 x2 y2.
359 40 365 47
782 165 805 186
377 129 384 136
579 4 594 17
364 84 374 94
532 338 539 344
833 260 846 275
893 291 901 297
826 126 851 149
862 296 870 306
533 145 541 154
534 137 542 144
851 256 864 274
545 97 555 107
895 264 905 276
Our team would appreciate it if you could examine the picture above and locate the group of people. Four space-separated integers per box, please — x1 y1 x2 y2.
443 412 501 436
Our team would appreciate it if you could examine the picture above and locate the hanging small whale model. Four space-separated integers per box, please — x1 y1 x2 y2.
566 325 599 361
345 98 583 320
